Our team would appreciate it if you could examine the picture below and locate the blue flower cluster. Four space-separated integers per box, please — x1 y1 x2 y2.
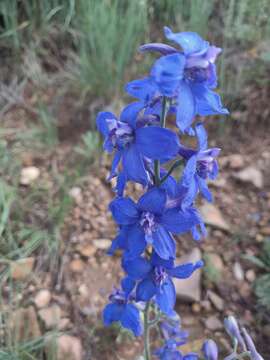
97 27 263 360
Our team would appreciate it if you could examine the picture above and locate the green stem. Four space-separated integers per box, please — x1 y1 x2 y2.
160 159 183 185
144 301 151 360
153 97 170 186
236 351 252 359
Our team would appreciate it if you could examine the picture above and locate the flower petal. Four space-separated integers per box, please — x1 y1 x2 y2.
168 260 203 279
176 81 195 132
162 208 200 234
109 197 138 225
151 53 185 97
136 278 156 301
121 303 142 336
193 84 229 116
139 42 178 55
103 303 124 326
156 278 176 315
120 102 144 129
164 27 209 56
197 176 213 202
121 276 136 297
152 225 176 260
125 224 147 259
122 145 149 186
96 111 117 137
195 122 208 151
125 77 157 101
136 126 180 161
122 257 152 280
137 187 166 215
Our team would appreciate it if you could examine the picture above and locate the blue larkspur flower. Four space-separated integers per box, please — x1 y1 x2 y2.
122 251 203 315
108 187 202 260
103 278 141 336
154 339 198 360
202 339 219 360
242 328 264 360
137 27 228 133
178 122 220 202
96 105 180 194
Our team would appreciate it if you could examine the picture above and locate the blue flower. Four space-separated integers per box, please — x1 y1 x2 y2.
123 251 203 315
224 316 246 350
96 105 180 194
154 339 198 360
178 122 220 202
242 328 264 360
103 279 142 337
139 27 228 133
109 187 202 260
202 339 219 360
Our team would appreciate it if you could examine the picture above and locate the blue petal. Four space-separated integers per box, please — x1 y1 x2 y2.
122 257 152 280
122 145 149 186
183 354 199 360
96 111 117 137
156 278 176 315
197 176 213 202
125 224 147 259
139 43 178 55
103 303 124 325
152 225 176 260
151 53 185 97
176 81 195 132
115 171 127 196
137 187 166 215
121 303 142 336
195 122 208 151
162 208 200 234
107 227 128 255
121 276 136 297
120 102 144 129
107 151 122 180
181 156 197 187
136 126 180 161
125 77 158 102
192 84 229 116
151 251 174 270
164 27 209 56
136 278 156 301
168 260 203 279
109 197 139 225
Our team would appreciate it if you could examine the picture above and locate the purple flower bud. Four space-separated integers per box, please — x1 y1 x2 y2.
224 316 245 349
242 328 264 360
202 339 218 360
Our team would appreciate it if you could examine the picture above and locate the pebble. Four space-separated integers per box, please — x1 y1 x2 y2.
34 289 51 309
69 187 83 204
76 244 96 257
246 269 256 283
20 166 40 185
207 290 224 311
233 262 245 281
227 154 245 169
69 259 85 273
10 257 35 280
38 304 61 329
46 334 82 360
200 203 230 232
205 315 223 331
233 166 264 189
92 238 111 250
207 253 224 272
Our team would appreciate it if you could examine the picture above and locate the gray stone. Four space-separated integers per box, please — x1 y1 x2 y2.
207 290 224 311
205 315 223 331
233 262 244 281
200 203 230 232
174 248 202 302
233 166 263 189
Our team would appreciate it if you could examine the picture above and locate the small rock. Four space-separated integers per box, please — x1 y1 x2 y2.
205 315 223 331
20 166 40 185
207 253 224 273
227 154 245 169
233 262 244 281
192 303 201 313
69 187 83 204
10 306 41 341
246 269 256 283
70 259 85 273
92 238 111 250
76 244 96 257
59 318 72 330
233 167 263 189
34 289 51 309
38 304 61 329
207 290 224 311
200 203 230 232
260 227 270 236
10 257 35 280
78 284 89 298
174 248 202 302
46 334 82 360
181 339 204 354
